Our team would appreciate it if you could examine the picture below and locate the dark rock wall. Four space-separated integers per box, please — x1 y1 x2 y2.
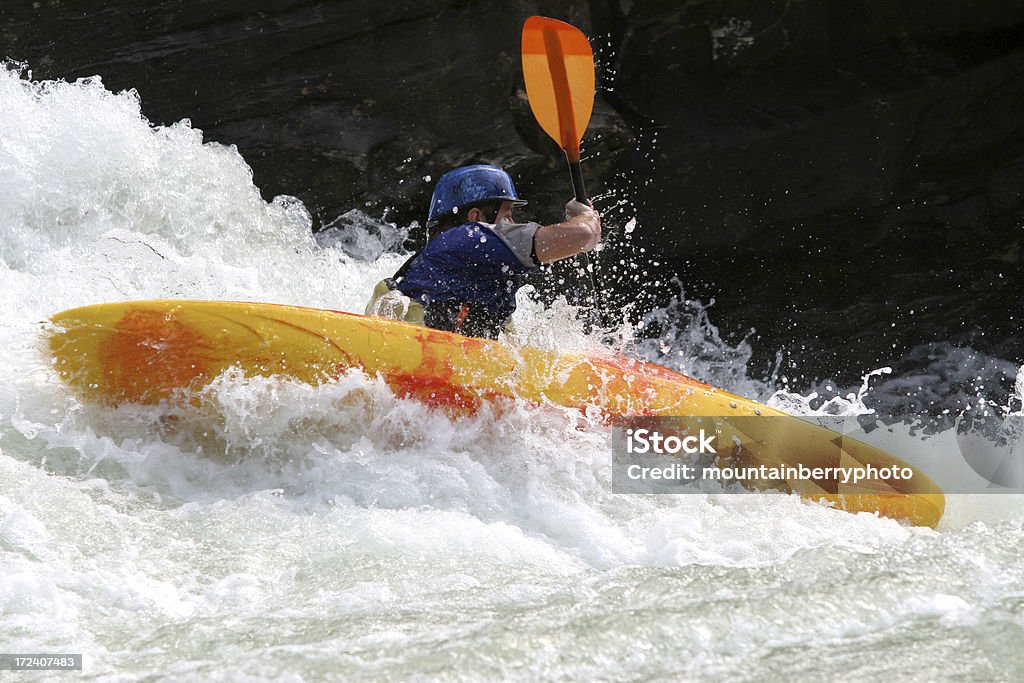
606 1 1024 380
3 0 1021 383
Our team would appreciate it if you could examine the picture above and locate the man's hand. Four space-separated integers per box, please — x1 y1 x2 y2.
565 198 592 220
535 199 602 263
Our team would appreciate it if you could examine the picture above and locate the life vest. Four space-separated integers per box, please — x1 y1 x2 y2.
364 221 539 338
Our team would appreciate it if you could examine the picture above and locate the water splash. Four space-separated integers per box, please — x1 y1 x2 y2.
633 280 773 400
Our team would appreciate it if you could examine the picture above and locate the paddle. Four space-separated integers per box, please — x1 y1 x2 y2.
521 16 602 323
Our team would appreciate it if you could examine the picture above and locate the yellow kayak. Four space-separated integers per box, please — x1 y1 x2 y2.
46 300 945 527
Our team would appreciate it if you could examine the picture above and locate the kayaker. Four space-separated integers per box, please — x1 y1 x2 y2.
365 164 601 339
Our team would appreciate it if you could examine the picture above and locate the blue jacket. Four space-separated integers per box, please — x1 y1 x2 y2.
398 221 541 323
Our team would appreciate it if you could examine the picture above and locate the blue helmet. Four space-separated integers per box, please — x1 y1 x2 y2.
426 165 527 226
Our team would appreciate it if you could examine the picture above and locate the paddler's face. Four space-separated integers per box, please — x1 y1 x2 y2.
493 201 515 224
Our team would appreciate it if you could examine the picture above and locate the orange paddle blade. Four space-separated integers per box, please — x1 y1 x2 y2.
522 16 595 163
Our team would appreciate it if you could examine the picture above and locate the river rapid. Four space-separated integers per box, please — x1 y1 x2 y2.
2 65 1023 682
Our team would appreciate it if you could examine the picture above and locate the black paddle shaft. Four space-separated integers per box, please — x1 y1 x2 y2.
569 160 588 204
565 157 602 326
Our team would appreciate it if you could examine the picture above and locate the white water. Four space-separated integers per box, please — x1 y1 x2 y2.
2 65 1023 681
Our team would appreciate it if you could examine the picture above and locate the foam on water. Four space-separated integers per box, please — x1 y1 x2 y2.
2 63 1023 680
